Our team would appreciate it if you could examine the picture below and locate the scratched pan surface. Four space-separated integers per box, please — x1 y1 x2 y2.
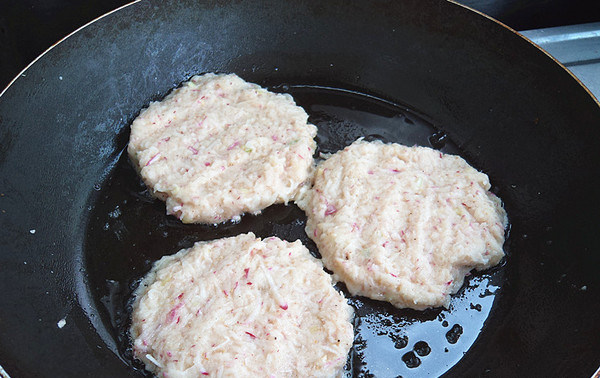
1 0 599 377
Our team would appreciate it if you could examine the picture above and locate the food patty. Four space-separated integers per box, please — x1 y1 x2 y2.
130 233 354 377
128 73 317 224
298 139 508 310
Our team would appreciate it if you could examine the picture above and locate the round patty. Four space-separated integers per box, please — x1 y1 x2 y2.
298 139 508 310
128 73 317 224
130 233 354 377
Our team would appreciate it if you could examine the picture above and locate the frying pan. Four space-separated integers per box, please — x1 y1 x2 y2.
1 0 599 376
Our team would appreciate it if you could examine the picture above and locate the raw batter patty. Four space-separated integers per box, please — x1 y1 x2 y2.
128 73 317 224
130 233 354 377
298 139 508 310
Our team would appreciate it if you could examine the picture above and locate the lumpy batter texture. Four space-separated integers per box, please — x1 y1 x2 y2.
128 73 317 224
130 233 354 377
298 139 508 310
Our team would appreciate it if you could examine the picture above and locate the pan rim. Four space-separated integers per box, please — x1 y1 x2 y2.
1 0 599 376
448 0 600 106
2 0 599 108
0 0 142 98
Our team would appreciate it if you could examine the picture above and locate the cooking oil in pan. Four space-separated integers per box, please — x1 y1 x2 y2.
84 85 506 377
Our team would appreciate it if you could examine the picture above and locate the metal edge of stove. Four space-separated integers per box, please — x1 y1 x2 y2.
520 22 600 102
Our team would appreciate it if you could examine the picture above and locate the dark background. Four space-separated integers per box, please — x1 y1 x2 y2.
1 0 600 92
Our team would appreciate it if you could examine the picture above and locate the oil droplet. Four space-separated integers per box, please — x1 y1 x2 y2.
93 183 101 191
354 338 367 352
470 303 482 311
442 320 449 327
446 324 463 344
413 341 431 357
108 206 121 219
391 334 408 349
402 351 421 368
428 131 447 149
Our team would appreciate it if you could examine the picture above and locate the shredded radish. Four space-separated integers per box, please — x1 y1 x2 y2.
130 233 353 377
128 73 317 224
297 139 508 310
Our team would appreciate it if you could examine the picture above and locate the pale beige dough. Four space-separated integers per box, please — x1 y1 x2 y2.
298 139 508 310
130 233 354 377
128 73 317 224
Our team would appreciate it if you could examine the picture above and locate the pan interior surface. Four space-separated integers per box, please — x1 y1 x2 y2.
82 75 600 376
84 84 507 377
0 0 599 377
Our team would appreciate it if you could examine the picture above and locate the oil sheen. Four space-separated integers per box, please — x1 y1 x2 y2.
84 85 506 377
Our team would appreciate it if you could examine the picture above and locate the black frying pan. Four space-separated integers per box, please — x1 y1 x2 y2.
1 0 599 376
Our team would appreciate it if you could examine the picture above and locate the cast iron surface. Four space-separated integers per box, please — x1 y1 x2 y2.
3 0 600 91
85 85 506 377
0 0 599 376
